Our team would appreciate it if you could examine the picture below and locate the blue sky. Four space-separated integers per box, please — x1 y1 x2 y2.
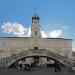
0 0 75 51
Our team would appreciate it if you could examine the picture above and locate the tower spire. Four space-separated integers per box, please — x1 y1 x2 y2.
34 8 37 16
33 8 38 16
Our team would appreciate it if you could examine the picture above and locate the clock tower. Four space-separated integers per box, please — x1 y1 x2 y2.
31 13 41 38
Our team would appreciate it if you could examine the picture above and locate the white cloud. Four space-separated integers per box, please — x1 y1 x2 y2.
1 22 30 37
49 29 62 38
21 28 31 37
41 31 47 38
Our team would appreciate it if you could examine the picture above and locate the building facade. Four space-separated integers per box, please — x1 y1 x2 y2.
0 14 74 68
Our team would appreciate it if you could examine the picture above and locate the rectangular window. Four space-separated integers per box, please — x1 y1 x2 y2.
35 31 37 36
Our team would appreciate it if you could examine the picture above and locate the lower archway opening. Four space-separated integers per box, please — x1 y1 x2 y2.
9 56 64 70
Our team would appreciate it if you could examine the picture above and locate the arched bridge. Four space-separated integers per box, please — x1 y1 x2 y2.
0 49 74 68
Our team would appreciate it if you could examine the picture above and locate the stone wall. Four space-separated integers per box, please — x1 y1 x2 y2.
0 37 72 60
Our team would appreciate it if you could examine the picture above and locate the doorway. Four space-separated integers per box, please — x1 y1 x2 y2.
33 56 39 67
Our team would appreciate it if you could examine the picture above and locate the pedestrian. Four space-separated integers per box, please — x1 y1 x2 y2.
54 61 58 72
58 62 61 72
19 63 22 69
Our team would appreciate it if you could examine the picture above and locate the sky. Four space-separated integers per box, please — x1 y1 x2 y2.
0 0 75 51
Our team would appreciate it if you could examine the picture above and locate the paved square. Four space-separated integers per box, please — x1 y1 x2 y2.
0 67 75 75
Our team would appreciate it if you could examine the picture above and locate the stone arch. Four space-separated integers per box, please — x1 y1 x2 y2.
9 55 65 68
2 49 69 68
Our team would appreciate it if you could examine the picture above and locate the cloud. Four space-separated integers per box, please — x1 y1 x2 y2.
1 22 30 37
49 29 62 38
21 28 31 37
41 31 47 38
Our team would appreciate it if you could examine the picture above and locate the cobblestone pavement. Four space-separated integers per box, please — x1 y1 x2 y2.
0 67 75 75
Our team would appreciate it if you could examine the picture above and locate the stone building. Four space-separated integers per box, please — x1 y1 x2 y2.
0 13 74 68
